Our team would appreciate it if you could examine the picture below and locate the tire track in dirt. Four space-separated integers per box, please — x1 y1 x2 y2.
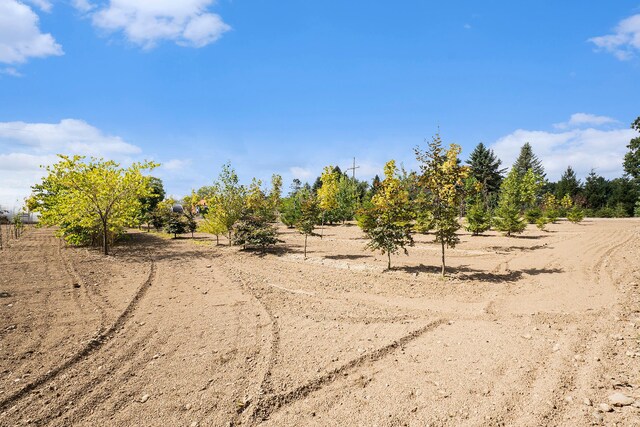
248 318 446 424
0 258 156 413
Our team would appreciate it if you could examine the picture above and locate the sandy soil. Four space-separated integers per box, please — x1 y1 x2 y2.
1 219 639 426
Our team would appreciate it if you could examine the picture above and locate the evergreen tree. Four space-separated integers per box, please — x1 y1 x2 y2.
493 168 527 236
555 166 582 199
466 142 506 205
514 142 545 179
465 199 491 235
165 212 188 238
232 215 279 251
415 134 470 276
139 177 166 231
567 206 584 223
583 170 609 209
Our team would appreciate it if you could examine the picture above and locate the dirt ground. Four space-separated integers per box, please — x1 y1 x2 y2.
1 219 639 426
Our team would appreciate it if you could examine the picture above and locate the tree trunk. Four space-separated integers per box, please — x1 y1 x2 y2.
216 235 219 245
102 218 109 255
304 234 308 259
228 231 232 246
440 239 445 277
387 251 391 270
320 212 325 239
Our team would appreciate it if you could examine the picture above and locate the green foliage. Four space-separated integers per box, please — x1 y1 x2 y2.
279 196 302 228
465 200 491 235
623 116 640 180
165 212 188 238
358 160 414 270
203 163 246 246
415 135 470 275
536 215 550 231
466 142 505 205
514 142 545 179
267 174 283 222
612 203 629 218
30 155 157 255
232 215 280 251
583 170 609 209
139 177 166 227
567 206 584 223
541 193 560 223
524 207 543 224
493 168 527 236
555 166 582 199
295 193 321 258
634 199 640 217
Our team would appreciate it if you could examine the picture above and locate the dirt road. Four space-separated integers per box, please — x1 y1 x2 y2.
1 219 639 426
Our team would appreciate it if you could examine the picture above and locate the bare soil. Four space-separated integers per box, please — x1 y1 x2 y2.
1 219 639 426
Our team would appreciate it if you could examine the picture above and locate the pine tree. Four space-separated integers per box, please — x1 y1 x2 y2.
514 142 545 179
466 142 506 205
493 168 527 236
415 134 470 276
567 206 584 223
555 166 582 199
583 170 609 209
465 199 491 235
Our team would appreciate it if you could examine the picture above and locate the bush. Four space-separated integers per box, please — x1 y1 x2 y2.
635 200 640 218
233 215 280 251
612 203 629 218
165 213 188 238
524 207 542 224
596 206 614 218
536 216 549 231
567 207 584 224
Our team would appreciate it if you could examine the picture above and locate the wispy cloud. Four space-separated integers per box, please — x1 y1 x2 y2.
88 0 231 49
0 67 23 77
0 0 63 64
490 118 638 180
589 13 640 60
553 113 617 130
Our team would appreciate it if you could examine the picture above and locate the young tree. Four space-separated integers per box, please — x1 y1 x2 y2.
317 166 339 237
466 142 506 205
415 135 470 276
583 170 609 210
203 163 246 246
567 206 584 223
165 212 188 238
493 168 527 236
295 192 321 258
139 177 166 231
358 160 414 270
267 174 283 222
30 155 157 255
232 215 279 251
514 142 546 179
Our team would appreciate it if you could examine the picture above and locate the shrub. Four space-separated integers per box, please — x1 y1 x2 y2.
524 207 542 224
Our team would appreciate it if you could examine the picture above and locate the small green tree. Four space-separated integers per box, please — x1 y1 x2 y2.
165 212 188 238
203 163 246 246
295 193 321 258
567 206 584 223
415 135 470 276
493 168 527 236
358 160 414 270
466 200 491 235
232 215 279 251
279 196 302 228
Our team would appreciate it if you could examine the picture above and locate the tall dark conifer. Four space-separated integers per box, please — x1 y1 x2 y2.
514 142 546 179
555 166 582 199
466 142 506 203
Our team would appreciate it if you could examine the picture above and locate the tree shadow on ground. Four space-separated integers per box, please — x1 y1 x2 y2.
324 254 372 260
394 264 563 283
487 244 550 253
109 232 221 262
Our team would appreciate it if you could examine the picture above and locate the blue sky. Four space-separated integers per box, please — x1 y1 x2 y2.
1 0 640 207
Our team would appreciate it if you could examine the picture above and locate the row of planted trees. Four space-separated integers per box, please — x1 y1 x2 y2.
26 117 640 274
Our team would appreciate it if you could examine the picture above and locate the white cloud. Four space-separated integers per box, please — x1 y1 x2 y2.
162 158 191 171
0 0 63 64
589 14 640 60
72 0 95 13
0 67 23 77
0 119 144 208
490 124 638 181
91 0 231 48
0 119 141 156
553 113 617 130
289 166 313 180
26 0 52 13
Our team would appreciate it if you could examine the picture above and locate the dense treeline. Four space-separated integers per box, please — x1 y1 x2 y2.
27 117 640 274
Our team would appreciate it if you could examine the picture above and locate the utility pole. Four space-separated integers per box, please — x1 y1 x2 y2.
345 157 360 180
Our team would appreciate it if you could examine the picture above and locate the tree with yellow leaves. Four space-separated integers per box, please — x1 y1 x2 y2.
415 134 470 276
316 166 339 238
358 160 414 270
